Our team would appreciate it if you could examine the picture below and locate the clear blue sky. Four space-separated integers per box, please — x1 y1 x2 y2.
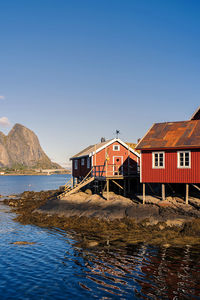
0 0 199 167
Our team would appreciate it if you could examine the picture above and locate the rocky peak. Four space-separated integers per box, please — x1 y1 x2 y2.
0 124 60 169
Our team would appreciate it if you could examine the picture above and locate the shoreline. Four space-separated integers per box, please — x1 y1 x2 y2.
3 189 200 248
0 173 71 176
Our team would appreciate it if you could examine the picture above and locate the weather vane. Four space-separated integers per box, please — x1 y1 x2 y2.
116 130 120 139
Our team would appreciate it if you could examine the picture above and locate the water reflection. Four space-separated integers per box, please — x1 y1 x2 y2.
70 243 200 299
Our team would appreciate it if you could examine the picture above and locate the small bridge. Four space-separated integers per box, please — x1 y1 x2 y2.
35 169 69 175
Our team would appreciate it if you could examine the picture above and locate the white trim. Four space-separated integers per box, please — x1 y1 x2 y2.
113 156 123 175
90 138 140 158
177 150 191 168
152 151 165 169
140 152 142 182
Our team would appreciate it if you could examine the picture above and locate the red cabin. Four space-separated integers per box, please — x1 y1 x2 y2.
70 138 140 181
136 107 200 203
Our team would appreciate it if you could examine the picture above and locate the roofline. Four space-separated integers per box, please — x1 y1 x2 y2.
90 138 140 158
138 146 200 151
70 154 89 160
70 138 141 160
135 123 155 150
191 106 200 120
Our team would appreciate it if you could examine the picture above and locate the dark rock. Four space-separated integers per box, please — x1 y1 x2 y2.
126 204 159 220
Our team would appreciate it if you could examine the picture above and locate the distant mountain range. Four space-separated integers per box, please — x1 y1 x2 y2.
0 124 61 169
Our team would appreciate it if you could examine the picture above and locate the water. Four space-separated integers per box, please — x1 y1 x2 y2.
0 176 200 299
0 174 71 195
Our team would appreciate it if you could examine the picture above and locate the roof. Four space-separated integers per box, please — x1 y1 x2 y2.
70 140 112 159
126 142 140 154
70 138 140 159
191 106 200 120
136 120 200 150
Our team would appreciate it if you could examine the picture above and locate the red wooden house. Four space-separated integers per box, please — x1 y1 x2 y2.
56 138 141 199
136 107 200 203
71 138 140 181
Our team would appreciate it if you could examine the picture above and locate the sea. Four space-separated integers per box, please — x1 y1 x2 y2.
0 175 199 299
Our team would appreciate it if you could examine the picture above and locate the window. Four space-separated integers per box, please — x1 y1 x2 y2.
152 152 165 168
87 157 90 169
74 160 78 170
113 145 120 151
81 158 85 166
177 151 191 168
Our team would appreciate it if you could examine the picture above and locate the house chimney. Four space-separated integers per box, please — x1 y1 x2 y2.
101 137 106 142
137 138 141 143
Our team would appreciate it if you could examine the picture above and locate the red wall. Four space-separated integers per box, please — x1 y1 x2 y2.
72 141 139 178
141 149 200 183
94 141 139 176
72 157 91 178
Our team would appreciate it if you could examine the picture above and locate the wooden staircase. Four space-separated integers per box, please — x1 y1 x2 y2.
59 169 94 199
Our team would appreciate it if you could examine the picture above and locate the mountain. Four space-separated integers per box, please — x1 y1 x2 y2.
0 124 61 169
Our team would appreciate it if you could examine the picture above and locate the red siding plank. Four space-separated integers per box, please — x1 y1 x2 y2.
142 149 200 183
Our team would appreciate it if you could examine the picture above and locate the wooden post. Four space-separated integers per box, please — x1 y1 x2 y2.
105 147 108 177
128 149 130 176
186 184 189 205
107 179 109 200
143 183 145 204
73 177 75 188
94 144 96 177
123 180 126 196
162 184 165 201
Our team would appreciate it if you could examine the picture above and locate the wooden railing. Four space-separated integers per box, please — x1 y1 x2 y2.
91 164 139 177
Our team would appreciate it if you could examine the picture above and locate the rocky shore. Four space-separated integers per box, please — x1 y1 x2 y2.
3 189 200 248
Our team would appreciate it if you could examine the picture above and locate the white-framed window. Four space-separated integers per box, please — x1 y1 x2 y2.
81 158 85 166
113 145 120 151
152 152 165 168
74 160 78 170
87 157 90 169
177 151 191 168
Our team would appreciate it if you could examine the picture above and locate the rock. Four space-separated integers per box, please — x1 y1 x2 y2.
0 123 61 168
181 219 200 236
126 204 159 221
85 189 92 195
12 241 36 245
166 219 186 227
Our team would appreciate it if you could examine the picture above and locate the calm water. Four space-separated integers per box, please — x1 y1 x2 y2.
0 174 71 196
0 176 200 299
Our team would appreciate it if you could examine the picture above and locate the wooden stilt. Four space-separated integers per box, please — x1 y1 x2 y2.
123 180 126 196
143 183 145 204
186 184 189 205
162 184 165 201
107 179 109 200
